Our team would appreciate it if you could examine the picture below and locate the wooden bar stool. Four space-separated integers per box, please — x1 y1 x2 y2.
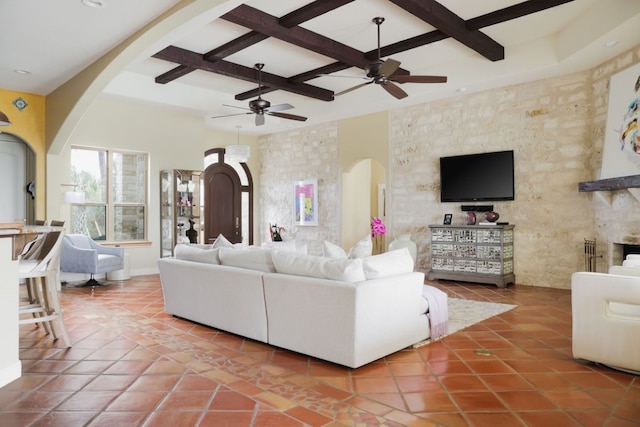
19 230 72 347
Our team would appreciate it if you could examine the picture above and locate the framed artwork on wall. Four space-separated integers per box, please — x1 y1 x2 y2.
293 179 318 226
601 61 640 179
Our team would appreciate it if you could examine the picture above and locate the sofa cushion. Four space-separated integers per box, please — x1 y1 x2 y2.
261 240 307 254
212 234 234 249
362 248 414 279
348 235 373 259
323 240 347 259
324 236 372 259
219 247 275 273
175 243 220 264
272 250 366 283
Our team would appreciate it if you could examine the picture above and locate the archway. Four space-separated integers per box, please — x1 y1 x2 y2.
341 158 386 253
0 133 36 223
203 148 253 245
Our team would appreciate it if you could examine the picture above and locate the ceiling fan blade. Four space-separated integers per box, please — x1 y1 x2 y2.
381 81 408 100
335 80 374 97
211 112 253 119
222 104 251 111
268 112 308 122
391 75 448 84
255 114 265 126
379 58 401 78
265 103 293 113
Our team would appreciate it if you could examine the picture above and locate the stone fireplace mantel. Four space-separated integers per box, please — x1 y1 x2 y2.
579 174 640 204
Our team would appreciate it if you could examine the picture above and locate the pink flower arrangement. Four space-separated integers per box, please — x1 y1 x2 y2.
371 217 386 238
371 217 386 254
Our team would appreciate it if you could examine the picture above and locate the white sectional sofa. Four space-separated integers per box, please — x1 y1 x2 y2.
157 243 434 368
571 258 640 374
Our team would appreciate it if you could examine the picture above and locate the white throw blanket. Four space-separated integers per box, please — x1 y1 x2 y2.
422 285 448 340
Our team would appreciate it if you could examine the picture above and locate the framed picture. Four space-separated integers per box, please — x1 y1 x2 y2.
601 61 640 179
293 179 318 226
443 213 452 225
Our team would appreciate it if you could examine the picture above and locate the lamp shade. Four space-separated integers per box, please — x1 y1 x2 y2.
0 111 11 126
64 191 85 204
225 144 251 162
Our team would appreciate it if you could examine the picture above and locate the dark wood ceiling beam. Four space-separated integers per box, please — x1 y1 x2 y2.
233 0 573 100
152 46 333 101
466 0 574 30
203 31 268 61
279 0 355 28
365 30 448 60
221 4 372 69
155 65 196 84
388 0 504 61
236 62 354 100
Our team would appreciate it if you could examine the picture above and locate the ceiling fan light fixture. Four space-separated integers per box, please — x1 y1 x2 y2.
226 126 250 163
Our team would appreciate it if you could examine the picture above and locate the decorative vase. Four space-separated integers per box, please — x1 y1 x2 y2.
388 234 417 266
484 211 500 222
464 211 477 225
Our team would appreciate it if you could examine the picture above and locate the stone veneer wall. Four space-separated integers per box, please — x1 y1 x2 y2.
388 73 594 289
257 44 640 289
590 45 640 270
258 122 340 255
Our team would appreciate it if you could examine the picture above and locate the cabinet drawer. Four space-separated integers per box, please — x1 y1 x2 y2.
432 257 454 271
477 261 503 274
454 259 476 272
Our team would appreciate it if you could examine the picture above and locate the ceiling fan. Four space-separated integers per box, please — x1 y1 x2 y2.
335 17 448 100
211 63 307 126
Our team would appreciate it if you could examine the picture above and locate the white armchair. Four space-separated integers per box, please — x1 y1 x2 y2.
60 234 124 286
571 271 640 374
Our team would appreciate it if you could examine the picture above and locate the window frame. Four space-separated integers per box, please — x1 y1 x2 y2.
69 146 149 243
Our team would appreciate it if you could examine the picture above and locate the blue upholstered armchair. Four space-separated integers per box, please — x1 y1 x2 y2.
60 234 124 286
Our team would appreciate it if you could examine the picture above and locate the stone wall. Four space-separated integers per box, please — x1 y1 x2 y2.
258 122 340 255
590 46 640 269
257 44 640 289
388 73 594 289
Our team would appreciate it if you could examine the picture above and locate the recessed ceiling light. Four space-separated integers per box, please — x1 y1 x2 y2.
13 69 31 75
457 87 468 92
603 40 618 48
81 0 105 8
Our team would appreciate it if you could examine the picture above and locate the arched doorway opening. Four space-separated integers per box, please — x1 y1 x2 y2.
203 148 253 245
341 158 386 253
0 132 36 223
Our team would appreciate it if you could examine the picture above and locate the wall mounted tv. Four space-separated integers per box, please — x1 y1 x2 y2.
439 150 515 202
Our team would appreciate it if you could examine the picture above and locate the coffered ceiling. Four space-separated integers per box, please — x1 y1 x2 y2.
2 0 640 135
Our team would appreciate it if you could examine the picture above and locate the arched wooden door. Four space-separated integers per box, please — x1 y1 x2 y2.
203 148 253 245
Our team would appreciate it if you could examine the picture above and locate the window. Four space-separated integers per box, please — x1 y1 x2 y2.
69 147 148 242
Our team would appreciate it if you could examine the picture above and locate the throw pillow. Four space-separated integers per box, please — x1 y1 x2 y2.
348 235 373 259
323 240 347 259
174 244 221 264
272 250 366 283
262 240 298 252
218 247 276 273
362 248 414 279
212 233 234 249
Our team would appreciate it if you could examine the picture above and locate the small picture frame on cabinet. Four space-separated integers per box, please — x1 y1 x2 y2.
443 213 452 225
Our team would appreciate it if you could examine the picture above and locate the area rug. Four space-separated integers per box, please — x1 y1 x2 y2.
413 298 517 348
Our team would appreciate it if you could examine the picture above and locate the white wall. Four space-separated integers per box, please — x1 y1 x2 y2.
47 95 259 276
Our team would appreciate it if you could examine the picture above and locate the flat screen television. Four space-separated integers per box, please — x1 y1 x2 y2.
439 150 515 202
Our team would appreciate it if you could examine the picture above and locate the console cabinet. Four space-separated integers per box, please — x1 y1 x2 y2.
428 224 515 288
160 170 202 257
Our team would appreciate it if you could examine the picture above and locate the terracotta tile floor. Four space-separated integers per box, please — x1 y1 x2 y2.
3 275 639 426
